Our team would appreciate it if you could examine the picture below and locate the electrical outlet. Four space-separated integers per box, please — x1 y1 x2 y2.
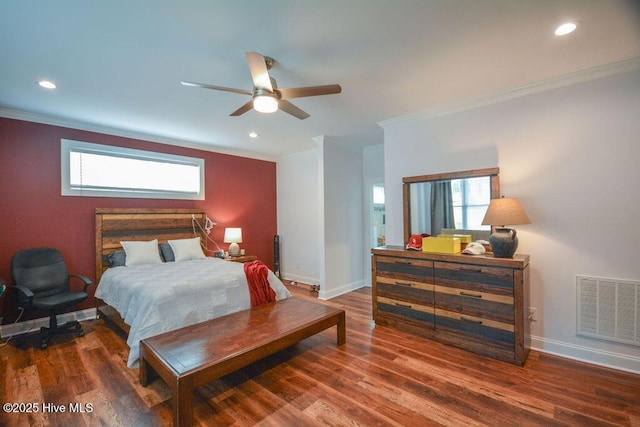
528 307 538 325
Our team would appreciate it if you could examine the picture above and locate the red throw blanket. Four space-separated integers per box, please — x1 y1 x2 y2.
244 260 277 307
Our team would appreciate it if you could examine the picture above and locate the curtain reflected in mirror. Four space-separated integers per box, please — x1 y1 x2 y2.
431 180 454 235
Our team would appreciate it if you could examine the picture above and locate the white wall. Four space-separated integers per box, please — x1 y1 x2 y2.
277 139 368 299
318 137 365 299
381 64 640 373
277 148 321 285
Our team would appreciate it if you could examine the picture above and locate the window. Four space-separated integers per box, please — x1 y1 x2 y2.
373 184 385 205
451 177 490 230
61 139 205 200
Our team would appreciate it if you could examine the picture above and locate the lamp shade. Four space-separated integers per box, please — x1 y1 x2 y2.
481 197 531 226
224 228 242 257
223 228 242 243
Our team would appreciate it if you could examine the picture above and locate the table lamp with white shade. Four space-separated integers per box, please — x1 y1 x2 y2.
224 228 243 257
481 197 531 258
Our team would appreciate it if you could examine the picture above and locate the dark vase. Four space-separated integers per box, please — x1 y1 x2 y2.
490 227 518 258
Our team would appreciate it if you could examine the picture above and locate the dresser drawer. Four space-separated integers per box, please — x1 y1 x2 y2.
377 296 435 326
376 276 434 305
434 285 513 324
434 261 514 296
435 308 514 349
376 256 434 283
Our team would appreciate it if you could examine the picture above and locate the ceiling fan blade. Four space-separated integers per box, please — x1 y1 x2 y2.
246 52 273 91
277 84 342 99
230 100 254 116
278 100 310 120
181 81 252 96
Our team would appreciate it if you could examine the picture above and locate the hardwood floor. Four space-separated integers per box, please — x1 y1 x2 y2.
2 283 639 426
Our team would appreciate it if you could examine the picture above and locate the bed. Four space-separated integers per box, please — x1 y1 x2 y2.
94 208 291 367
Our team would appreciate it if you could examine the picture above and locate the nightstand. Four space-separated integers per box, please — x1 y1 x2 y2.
225 255 258 263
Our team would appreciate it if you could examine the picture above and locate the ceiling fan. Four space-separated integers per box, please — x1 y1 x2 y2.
181 52 342 120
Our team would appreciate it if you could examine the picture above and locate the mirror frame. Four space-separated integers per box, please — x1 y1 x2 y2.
403 167 500 247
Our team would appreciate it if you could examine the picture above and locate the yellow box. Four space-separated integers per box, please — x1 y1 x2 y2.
437 233 473 244
422 236 461 254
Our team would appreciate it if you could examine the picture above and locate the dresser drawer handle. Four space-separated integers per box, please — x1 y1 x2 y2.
395 302 412 308
460 267 482 273
395 281 413 287
394 260 411 265
460 316 483 325
460 291 482 299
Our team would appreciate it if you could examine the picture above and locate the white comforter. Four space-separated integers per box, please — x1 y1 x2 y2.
95 257 291 367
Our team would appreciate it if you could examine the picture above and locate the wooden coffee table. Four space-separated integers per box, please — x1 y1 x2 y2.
139 297 346 426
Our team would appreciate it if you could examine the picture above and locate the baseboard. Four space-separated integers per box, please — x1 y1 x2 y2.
318 279 366 300
280 273 367 299
531 335 640 375
281 273 319 288
280 277 316 291
0 308 97 338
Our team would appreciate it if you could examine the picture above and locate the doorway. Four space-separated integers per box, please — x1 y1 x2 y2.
371 183 385 247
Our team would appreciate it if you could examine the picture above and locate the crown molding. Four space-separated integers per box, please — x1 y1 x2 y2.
378 57 640 129
0 107 278 162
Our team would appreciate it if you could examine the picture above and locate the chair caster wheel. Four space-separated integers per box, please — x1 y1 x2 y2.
41 342 48 349
78 330 85 337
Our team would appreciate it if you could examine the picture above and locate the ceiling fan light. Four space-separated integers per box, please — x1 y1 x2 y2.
253 95 278 113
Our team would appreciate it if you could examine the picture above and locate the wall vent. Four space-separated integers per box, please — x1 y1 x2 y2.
577 275 640 347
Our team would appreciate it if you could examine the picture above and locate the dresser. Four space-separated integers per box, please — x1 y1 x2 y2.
372 246 530 365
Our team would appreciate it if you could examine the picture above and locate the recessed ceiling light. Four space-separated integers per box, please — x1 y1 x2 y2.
555 22 578 36
38 80 57 89
249 132 259 138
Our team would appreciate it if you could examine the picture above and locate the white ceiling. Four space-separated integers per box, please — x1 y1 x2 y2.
1 0 639 159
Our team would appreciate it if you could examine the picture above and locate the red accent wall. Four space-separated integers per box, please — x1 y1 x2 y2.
0 117 277 322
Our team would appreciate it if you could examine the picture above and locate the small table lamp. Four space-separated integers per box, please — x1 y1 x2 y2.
224 228 243 257
481 197 531 258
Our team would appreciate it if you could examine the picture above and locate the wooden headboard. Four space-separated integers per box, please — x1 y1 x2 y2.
95 208 207 283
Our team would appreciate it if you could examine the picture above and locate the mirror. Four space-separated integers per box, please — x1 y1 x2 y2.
403 168 500 246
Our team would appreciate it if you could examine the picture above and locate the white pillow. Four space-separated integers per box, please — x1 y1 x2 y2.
120 239 163 266
168 237 206 262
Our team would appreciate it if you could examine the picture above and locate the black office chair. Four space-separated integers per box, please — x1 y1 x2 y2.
11 248 93 349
